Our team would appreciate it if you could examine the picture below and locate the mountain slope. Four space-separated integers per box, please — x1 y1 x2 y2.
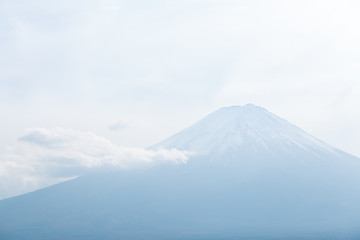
1 104 360 240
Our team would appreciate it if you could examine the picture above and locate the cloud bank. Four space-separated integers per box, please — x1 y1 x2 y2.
0 128 188 200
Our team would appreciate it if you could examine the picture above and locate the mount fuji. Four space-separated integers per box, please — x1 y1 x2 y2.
153 104 346 160
1 104 360 240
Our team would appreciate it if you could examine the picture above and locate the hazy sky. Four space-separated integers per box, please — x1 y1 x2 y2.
1 0 360 199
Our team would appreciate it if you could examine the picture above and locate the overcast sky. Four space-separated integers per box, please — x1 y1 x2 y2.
1 0 360 199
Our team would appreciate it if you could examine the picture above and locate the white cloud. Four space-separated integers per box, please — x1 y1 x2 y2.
0 128 188 200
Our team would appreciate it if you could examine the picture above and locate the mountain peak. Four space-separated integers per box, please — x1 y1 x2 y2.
216 103 262 112
152 104 335 158
209 104 274 123
230 103 258 109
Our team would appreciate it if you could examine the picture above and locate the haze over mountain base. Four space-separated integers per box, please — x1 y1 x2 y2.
1 105 360 239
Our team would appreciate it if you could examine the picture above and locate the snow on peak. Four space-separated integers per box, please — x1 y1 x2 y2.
152 104 335 157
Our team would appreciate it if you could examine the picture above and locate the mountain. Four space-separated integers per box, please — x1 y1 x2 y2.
1 104 360 240
152 104 347 159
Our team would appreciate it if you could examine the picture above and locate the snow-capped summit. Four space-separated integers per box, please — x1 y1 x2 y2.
153 104 336 159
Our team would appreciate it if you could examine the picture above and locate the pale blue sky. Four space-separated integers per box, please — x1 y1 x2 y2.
1 0 360 198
